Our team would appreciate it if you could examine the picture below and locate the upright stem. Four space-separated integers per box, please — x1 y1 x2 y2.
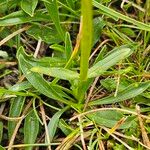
78 0 93 103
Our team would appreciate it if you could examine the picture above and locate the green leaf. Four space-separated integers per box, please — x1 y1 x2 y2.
9 81 32 92
26 25 63 44
88 110 136 129
92 0 150 31
88 45 133 78
50 44 65 52
21 0 38 17
59 119 73 136
36 57 66 67
0 121 3 143
24 110 39 150
65 32 72 61
93 17 105 45
120 28 136 37
31 66 79 80
0 145 5 150
89 82 150 105
0 88 36 101
47 107 69 142
100 78 129 92
17 47 77 107
44 0 65 41
8 96 25 139
0 10 50 26
66 0 75 9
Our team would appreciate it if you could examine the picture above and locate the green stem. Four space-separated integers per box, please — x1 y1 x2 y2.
78 0 93 103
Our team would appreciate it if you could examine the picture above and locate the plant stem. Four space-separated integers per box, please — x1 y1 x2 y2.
78 0 93 103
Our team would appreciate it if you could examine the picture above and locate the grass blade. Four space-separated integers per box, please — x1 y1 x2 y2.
93 0 150 31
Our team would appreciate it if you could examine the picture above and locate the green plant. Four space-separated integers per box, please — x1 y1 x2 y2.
0 0 150 149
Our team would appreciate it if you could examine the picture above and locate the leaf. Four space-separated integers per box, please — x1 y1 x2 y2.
44 0 65 41
89 82 150 105
31 66 79 80
0 145 5 150
9 81 32 92
65 32 72 61
100 78 129 92
120 28 136 37
26 25 63 44
17 47 77 107
88 110 136 129
0 10 50 26
66 0 75 9
50 44 65 52
36 57 66 67
0 50 8 58
47 107 69 142
59 119 73 136
93 17 105 45
88 45 133 78
92 0 150 31
8 96 25 139
0 88 36 102
21 0 38 17
0 121 3 143
24 110 39 150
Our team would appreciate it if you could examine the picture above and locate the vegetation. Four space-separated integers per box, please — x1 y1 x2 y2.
0 0 150 149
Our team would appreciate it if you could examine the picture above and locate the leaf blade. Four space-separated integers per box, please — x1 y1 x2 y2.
89 82 150 105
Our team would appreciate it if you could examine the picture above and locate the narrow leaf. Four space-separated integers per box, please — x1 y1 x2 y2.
93 0 150 31
44 0 65 40
89 82 150 105
0 11 50 26
17 47 76 106
88 110 136 129
8 96 25 139
65 32 72 61
31 66 79 80
24 110 39 150
47 107 69 142
0 121 3 143
88 46 133 78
